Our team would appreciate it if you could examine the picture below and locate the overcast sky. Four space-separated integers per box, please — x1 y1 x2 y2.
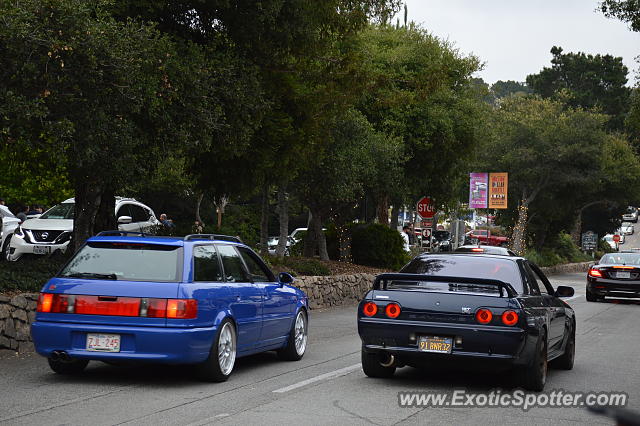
401 0 640 85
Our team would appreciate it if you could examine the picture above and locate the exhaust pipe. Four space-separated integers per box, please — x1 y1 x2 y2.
51 350 71 362
59 351 71 362
380 353 395 368
50 351 61 361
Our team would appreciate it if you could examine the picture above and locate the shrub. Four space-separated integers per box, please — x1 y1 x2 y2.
351 223 408 270
0 251 71 293
525 232 590 267
264 256 331 276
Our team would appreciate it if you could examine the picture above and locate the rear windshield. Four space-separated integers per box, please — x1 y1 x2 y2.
60 242 182 282
600 253 640 265
41 203 75 219
400 255 523 294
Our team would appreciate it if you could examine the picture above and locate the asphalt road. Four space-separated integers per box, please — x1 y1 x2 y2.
1 266 639 425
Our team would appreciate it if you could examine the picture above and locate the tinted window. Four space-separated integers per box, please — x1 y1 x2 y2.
60 242 181 282
128 204 150 222
400 255 523 293
193 245 223 282
600 253 640 265
116 204 132 220
217 245 249 283
40 203 75 219
522 262 542 295
238 247 273 282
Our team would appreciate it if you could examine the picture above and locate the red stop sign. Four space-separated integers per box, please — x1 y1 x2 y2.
417 196 436 219
613 234 621 243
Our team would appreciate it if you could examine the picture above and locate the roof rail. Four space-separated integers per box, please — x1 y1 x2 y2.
96 230 147 237
184 234 243 243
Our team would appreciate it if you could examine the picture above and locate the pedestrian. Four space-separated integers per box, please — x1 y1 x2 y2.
401 225 411 252
159 213 175 228
192 220 204 233
16 205 29 223
0 198 5 206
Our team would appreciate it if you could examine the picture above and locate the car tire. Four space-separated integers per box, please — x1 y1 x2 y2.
586 290 602 302
518 329 547 391
195 319 237 382
48 357 89 375
1 236 11 262
553 324 575 370
361 347 396 378
277 309 308 361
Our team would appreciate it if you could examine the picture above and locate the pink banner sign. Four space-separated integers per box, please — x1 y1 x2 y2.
469 173 488 209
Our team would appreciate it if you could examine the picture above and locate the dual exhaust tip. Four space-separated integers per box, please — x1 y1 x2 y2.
50 350 71 362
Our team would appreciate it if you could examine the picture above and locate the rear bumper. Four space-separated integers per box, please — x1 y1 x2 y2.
587 279 640 298
31 320 216 364
358 318 534 366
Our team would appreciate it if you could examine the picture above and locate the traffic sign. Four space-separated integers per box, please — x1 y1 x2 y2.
422 228 432 239
420 219 433 228
417 196 436 219
613 234 621 243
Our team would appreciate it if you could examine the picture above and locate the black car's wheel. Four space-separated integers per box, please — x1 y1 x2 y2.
48 357 89 375
553 324 575 370
277 309 308 361
361 347 396 378
586 290 602 302
195 318 236 382
518 329 547 391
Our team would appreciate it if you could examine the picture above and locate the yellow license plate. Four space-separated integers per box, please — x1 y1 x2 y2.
418 336 452 353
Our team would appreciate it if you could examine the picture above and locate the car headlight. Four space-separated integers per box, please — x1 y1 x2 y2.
14 226 24 238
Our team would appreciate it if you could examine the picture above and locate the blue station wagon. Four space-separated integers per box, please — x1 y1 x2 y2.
31 232 309 382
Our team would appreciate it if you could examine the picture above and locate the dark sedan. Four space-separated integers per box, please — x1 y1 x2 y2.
587 252 640 302
357 253 575 391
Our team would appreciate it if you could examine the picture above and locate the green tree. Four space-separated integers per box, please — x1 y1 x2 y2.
526 46 631 131
601 0 640 31
482 96 610 254
491 80 532 100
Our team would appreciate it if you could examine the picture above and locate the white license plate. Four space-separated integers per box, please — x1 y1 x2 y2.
86 333 121 352
617 271 631 279
33 245 50 255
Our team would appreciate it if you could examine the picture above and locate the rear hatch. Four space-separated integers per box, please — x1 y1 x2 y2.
37 238 183 327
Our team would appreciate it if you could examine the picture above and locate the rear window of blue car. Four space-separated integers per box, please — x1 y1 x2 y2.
60 242 182 282
400 255 523 294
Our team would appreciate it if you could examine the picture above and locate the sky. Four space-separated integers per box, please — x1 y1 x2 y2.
401 0 640 85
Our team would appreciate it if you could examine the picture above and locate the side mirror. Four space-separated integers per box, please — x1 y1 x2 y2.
278 272 294 285
555 286 575 298
117 215 132 224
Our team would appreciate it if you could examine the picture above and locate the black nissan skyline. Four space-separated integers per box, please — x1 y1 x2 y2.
357 253 575 391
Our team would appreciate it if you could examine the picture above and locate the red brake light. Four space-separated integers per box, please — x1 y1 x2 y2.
166 299 198 319
385 303 401 319
363 302 378 317
501 310 519 326
471 248 484 252
75 296 140 316
588 268 602 278
612 266 634 269
37 293 53 313
475 308 493 324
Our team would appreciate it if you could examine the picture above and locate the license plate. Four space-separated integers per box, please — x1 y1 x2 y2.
418 336 453 354
617 271 631 279
33 245 50 255
86 333 121 352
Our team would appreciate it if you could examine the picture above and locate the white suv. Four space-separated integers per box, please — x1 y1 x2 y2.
1 205 20 261
5 197 159 261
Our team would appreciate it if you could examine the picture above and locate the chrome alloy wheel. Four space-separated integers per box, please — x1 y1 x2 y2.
217 322 236 376
294 311 308 356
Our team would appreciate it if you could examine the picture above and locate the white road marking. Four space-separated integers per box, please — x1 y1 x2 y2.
273 364 361 393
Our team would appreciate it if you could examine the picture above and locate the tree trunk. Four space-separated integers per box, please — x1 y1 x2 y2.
73 180 102 252
94 187 115 234
275 186 289 257
570 211 582 246
311 208 329 261
510 199 529 255
259 185 269 256
195 192 205 227
390 203 400 230
376 193 390 226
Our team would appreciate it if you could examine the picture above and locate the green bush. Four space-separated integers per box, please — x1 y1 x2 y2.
351 223 408 270
0 251 71 293
525 232 591 267
265 256 331 276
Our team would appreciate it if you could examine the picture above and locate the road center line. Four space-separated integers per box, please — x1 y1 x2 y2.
273 364 361 393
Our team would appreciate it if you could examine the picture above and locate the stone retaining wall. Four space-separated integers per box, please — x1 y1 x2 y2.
0 262 594 354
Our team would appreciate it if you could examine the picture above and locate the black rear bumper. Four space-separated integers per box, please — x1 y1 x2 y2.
358 317 536 366
588 279 640 298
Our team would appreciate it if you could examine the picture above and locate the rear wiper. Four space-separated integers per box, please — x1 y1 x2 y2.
62 272 118 280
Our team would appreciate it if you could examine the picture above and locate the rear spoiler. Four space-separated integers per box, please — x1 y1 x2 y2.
373 273 517 298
